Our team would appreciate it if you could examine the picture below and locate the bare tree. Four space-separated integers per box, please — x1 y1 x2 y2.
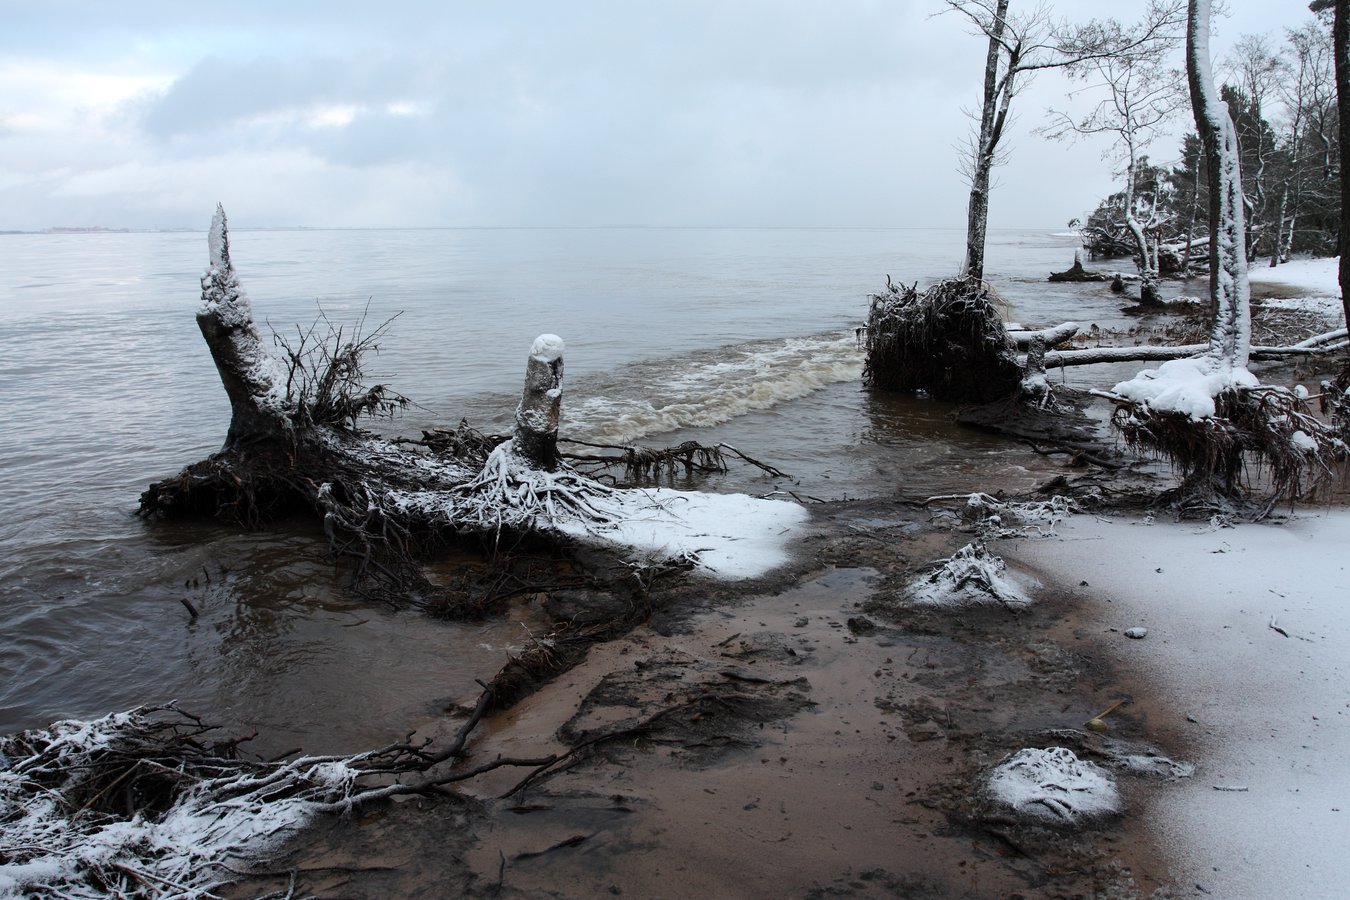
1043 4 1186 304
1270 22 1331 265
943 0 1181 281
1221 35 1286 260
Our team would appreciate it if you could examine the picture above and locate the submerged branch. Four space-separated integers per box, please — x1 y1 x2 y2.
560 438 789 481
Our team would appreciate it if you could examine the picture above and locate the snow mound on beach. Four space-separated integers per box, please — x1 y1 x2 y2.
908 542 1031 608
987 747 1121 824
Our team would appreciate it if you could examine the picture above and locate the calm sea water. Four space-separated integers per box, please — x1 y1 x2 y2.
0 226 1135 753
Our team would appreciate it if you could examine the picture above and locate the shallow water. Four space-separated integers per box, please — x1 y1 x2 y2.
0 225 1140 753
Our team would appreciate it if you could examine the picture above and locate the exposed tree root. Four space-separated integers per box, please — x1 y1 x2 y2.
1048 253 1113 283
1104 383 1348 516
139 207 788 614
561 437 789 482
0 696 554 899
862 277 1026 401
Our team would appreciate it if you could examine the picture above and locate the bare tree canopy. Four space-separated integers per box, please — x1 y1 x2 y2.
943 0 1184 280
1042 1 1186 304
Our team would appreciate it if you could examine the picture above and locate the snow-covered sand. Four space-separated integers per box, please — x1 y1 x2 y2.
1249 256 1343 298
1004 255 1348 897
1005 511 1350 898
1250 256 1347 325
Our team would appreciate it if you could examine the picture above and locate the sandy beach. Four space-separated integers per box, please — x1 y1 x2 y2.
5 258 1344 899
226 259 1349 899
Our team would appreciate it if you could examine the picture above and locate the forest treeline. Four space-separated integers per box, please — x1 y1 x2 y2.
1076 12 1337 273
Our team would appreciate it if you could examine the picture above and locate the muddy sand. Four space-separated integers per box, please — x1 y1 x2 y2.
231 493 1198 899
223 289 1350 898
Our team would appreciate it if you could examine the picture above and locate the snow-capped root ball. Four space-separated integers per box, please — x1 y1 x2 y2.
907 541 1031 609
986 746 1122 825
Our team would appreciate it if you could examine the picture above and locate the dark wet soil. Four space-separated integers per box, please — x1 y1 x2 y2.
230 494 1194 899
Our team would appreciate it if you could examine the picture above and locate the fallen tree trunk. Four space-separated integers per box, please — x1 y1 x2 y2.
1008 321 1081 349
1036 328 1349 368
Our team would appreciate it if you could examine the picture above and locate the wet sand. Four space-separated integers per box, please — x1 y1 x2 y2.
233 496 1190 898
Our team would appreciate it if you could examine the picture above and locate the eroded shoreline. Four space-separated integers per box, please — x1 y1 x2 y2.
229 496 1198 898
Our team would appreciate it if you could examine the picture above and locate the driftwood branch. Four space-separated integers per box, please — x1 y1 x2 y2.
560 438 788 481
1037 328 1348 368
1008 321 1081 349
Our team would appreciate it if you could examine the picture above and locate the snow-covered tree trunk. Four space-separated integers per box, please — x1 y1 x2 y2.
1182 155 1200 277
1186 0 1251 368
1122 152 1162 305
512 334 565 471
197 204 294 451
1334 0 1350 329
1270 184 1290 267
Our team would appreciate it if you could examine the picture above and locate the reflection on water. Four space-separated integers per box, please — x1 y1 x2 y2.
0 516 536 756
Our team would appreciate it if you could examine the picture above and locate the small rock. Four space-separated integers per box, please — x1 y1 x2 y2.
906 721 945 742
1124 627 1148 640
847 616 877 635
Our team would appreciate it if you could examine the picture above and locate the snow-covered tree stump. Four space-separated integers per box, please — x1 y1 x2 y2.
137 206 615 604
197 205 293 450
513 334 565 470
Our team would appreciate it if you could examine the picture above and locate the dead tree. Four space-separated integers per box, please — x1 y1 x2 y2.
1042 3 1186 305
138 206 618 605
142 206 797 609
1048 251 1112 282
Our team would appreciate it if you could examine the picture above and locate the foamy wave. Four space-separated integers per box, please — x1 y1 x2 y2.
565 331 863 444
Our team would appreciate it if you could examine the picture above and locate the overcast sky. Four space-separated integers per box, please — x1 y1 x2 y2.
0 1 1320 231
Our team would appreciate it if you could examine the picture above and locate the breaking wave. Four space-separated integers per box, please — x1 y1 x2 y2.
564 330 863 444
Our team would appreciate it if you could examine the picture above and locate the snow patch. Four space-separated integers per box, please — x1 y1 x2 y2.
1257 295 1344 322
1003 510 1350 896
557 488 807 580
1289 430 1318 452
1111 355 1258 419
1249 256 1342 300
987 747 1121 824
530 333 565 362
